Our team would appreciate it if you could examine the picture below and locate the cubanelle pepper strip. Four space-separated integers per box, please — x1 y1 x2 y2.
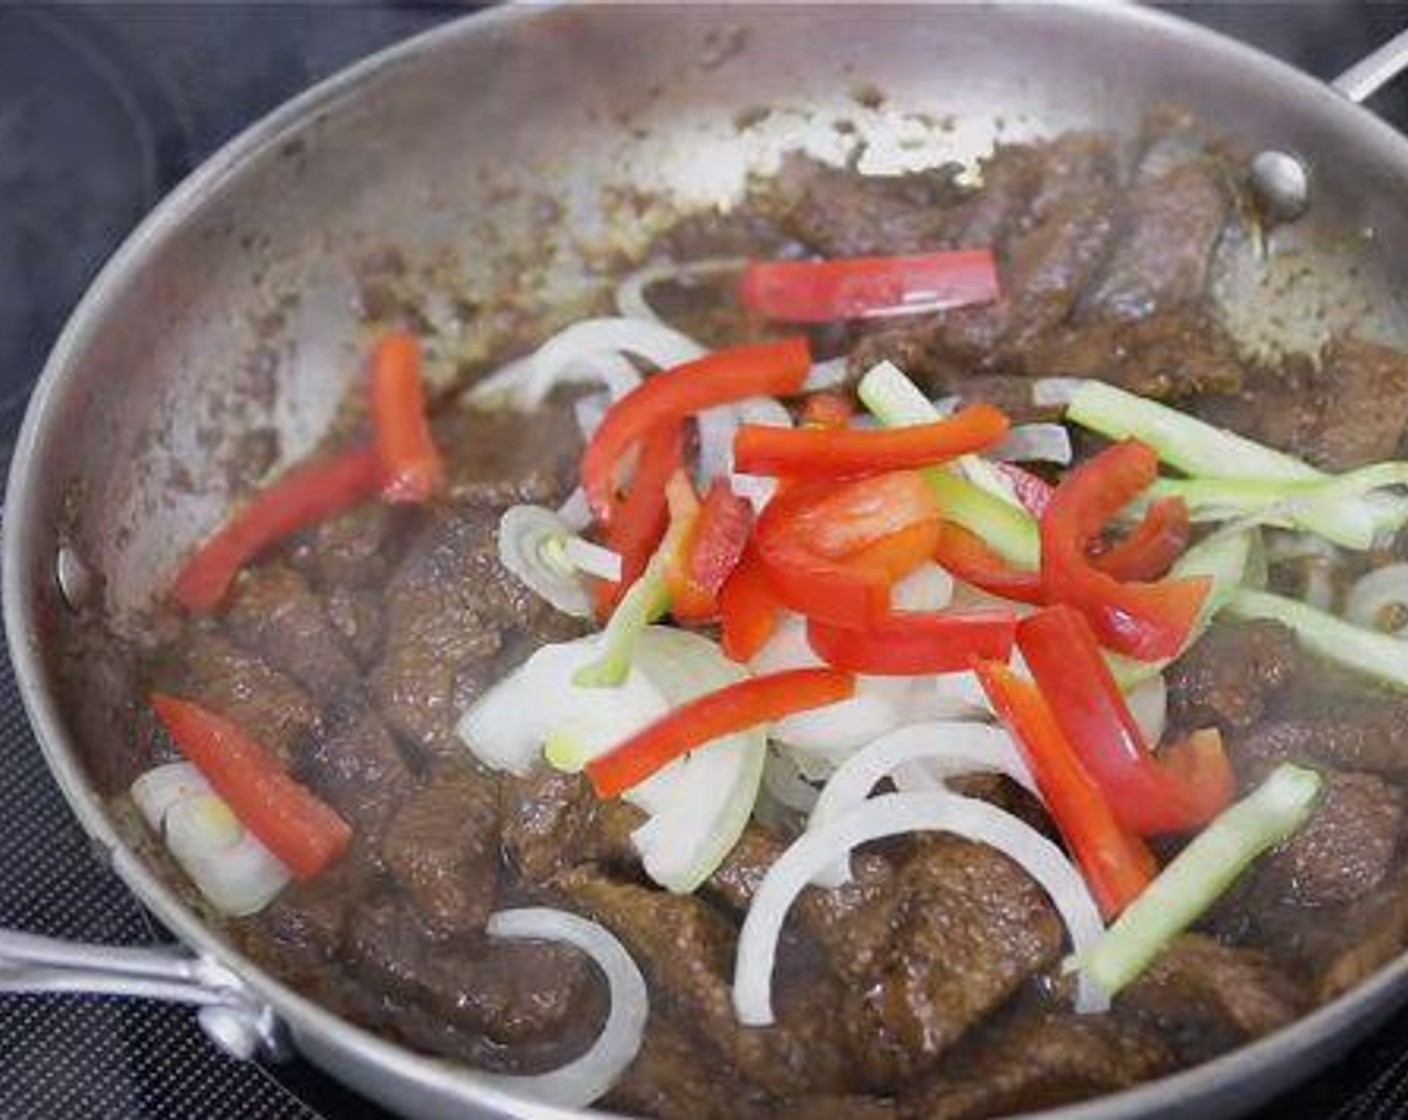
172 446 382 613
740 250 999 323
807 609 1016 675
733 403 1009 480
1017 604 1235 835
1090 496 1190 583
669 480 754 623
151 693 352 879
370 331 444 503
1041 440 1209 661
581 337 812 522
753 471 941 628
584 667 855 797
973 659 1156 918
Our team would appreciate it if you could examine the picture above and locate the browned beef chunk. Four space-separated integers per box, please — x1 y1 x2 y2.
782 1095 897 1120
839 837 1065 1085
225 564 361 706
941 145 1049 251
346 894 594 1052
379 765 501 939
295 703 413 836
553 867 852 1097
765 153 969 258
243 852 376 987
1166 620 1299 733
1303 336 1408 469
154 629 320 763
322 584 387 668
1119 934 1305 1062
432 401 580 509
900 1011 1172 1120
370 505 577 757
605 1014 774 1120
1078 158 1228 323
1254 771 1403 908
1232 706 1408 782
499 767 643 885
1318 874 1408 1000
306 503 407 589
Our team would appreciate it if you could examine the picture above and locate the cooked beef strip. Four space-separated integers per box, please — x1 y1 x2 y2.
153 628 320 764
838 836 1065 1085
1232 709 1408 782
605 1014 774 1120
1165 620 1300 733
1117 934 1305 1063
781 1095 898 1120
322 583 388 668
295 702 414 836
900 1010 1172 1120
1252 771 1403 909
1318 873 1408 1001
369 504 579 759
379 763 502 939
305 503 409 589
553 866 853 1097
498 767 644 885
432 396 581 508
225 563 362 707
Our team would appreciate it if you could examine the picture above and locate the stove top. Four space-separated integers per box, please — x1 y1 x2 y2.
3 4 1408 1118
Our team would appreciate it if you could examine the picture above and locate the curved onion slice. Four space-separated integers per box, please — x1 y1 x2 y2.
1031 377 1088 408
1124 673 1168 748
497 505 597 618
697 395 792 502
481 908 648 1108
1346 562 1408 637
556 487 593 532
164 793 291 917
807 723 1037 888
733 791 1108 1025
891 562 955 613
802 356 850 392
523 318 704 409
131 761 210 832
615 257 747 322
763 746 821 814
993 423 1073 466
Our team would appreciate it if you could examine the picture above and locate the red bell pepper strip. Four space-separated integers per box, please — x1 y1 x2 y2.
151 693 352 879
172 447 382 613
584 668 855 797
670 480 755 623
370 332 444 503
931 521 1045 605
807 609 1016 675
1040 440 1209 661
719 548 781 662
753 472 941 628
740 250 999 323
800 392 855 430
1016 605 1235 835
733 403 1009 480
594 422 686 615
973 659 1157 918
662 470 708 620
1090 497 1191 583
995 463 1054 518
581 337 812 522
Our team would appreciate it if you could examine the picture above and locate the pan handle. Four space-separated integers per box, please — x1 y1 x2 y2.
0 927 284 1061
1332 28 1408 104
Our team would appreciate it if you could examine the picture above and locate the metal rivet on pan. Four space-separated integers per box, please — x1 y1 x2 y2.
197 1005 267 1062
1251 150 1310 223
55 546 94 611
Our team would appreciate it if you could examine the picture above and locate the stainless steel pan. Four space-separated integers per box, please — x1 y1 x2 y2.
8 5 1408 1118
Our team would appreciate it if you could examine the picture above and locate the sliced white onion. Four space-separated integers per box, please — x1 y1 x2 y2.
1302 561 1336 612
733 791 1108 1025
802 356 850 392
463 353 534 410
163 793 290 917
891 562 955 613
1124 673 1168 748
732 473 779 513
1032 377 1089 408
924 670 994 720
131 761 209 833
696 404 739 486
481 908 648 1108
807 723 1037 888
739 397 792 429
523 318 704 410
614 257 746 323
574 392 611 440
931 394 962 417
1345 562 1408 637
562 537 623 584
763 746 821 815
497 505 595 618
556 487 593 532
1264 530 1340 564
993 423 1073 466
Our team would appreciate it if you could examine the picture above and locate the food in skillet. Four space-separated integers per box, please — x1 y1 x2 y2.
104 112 1408 1116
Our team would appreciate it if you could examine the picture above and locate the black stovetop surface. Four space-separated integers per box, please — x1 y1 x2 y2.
4 4 1408 1118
